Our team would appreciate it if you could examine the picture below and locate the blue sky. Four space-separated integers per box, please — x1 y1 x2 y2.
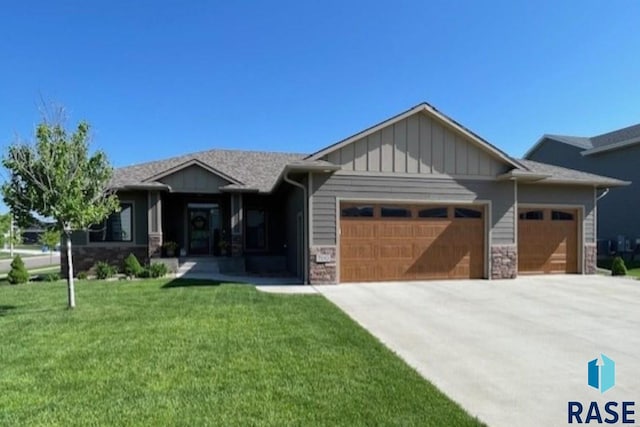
1 1 639 171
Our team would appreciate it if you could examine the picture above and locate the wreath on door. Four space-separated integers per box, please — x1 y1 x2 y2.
191 215 207 230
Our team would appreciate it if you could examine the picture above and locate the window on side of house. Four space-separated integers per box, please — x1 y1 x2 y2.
89 202 134 242
245 208 267 250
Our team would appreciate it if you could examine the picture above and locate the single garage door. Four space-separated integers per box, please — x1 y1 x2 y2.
518 208 578 274
340 203 485 282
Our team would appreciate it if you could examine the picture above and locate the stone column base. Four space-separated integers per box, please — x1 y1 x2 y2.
148 232 163 258
584 243 597 274
309 246 337 284
61 246 149 278
231 234 243 257
491 245 517 279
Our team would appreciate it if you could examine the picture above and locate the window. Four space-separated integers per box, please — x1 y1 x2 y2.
245 208 267 250
341 205 374 217
89 202 133 242
454 207 483 218
519 210 544 220
552 210 574 221
380 206 412 218
418 207 448 218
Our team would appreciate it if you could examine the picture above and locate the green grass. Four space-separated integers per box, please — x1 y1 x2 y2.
0 279 481 426
598 258 640 277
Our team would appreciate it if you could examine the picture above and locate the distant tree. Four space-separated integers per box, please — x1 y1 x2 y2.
1 106 119 308
0 213 21 248
39 229 60 263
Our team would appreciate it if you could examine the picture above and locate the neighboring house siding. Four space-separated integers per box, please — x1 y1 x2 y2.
311 173 515 245
528 139 635 240
323 113 509 176
517 184 595 243
158 165 230 193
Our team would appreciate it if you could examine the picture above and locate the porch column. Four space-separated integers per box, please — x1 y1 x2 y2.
230 193 243 256
148 191 163 258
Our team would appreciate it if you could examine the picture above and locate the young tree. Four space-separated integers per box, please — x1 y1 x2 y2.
2 112 119 308
39 228 60 263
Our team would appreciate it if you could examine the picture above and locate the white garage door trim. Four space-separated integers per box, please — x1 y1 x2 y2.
335 197 492 282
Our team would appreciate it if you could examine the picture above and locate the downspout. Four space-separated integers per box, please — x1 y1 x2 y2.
596 188 610 201
284 170 308 284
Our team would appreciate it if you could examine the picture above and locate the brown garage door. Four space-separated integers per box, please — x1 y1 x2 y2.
518 208 578 274
340 203 485 282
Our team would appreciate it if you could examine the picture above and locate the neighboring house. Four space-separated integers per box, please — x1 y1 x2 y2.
525 123 639 250
63 103 627 283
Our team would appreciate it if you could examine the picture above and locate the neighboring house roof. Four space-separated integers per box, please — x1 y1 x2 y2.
514 159 629 187
111 149 305 193
111 103 627 193
525 122 640 158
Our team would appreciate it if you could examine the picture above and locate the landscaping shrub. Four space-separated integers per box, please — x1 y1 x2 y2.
95 262 117 280
41 272 61 282
76 271 88 280
148 262 168 278
136 268 151 279
611 256 627 276
7 255 29 285
123 253 143 278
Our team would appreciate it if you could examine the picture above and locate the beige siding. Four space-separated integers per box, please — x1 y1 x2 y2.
158 165 230 193
324 112 509 177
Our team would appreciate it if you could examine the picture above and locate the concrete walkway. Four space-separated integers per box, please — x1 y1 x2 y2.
316 276 640 427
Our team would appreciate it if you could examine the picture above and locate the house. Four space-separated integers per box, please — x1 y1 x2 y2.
62 103 627 283
525 123 638 251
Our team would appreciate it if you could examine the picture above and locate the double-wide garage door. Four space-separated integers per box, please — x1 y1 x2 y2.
518 208 578 274
340 203 485 282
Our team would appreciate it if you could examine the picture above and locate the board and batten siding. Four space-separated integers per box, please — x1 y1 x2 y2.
158 165 230 193
323 113 509 177
311 173 515 246
517 184 596 243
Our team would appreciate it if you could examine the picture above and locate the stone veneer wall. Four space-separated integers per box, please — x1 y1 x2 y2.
309 246 337 284
231 234 243 257
584 243 597 274
491 245 517 279
61 246 149 277
148 232 162 258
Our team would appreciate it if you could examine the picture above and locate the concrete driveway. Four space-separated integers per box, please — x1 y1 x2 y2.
316 276 640 427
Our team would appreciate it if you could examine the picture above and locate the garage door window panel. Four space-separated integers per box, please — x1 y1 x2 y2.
519 210 544 220
454 207 483 219
551 210 574 221
341 205 375 218
418 207 449 219
380 206 412 218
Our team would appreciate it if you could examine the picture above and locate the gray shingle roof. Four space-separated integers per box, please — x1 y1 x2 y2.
591 123 640 148
541 122 640 152
112 149 305 193
517 159 629 186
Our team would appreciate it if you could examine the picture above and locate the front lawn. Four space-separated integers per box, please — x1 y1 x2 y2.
0 279 481 426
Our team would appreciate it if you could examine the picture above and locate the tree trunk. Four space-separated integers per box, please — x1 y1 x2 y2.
65 232 76 309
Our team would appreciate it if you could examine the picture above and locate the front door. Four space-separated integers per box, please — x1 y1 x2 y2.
188 204 222 255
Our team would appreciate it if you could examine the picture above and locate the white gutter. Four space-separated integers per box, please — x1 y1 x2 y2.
596 188 610 201
284 171 308 284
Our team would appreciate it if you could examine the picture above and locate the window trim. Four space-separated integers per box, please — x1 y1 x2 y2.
88 201 136 245
244 206 268 252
